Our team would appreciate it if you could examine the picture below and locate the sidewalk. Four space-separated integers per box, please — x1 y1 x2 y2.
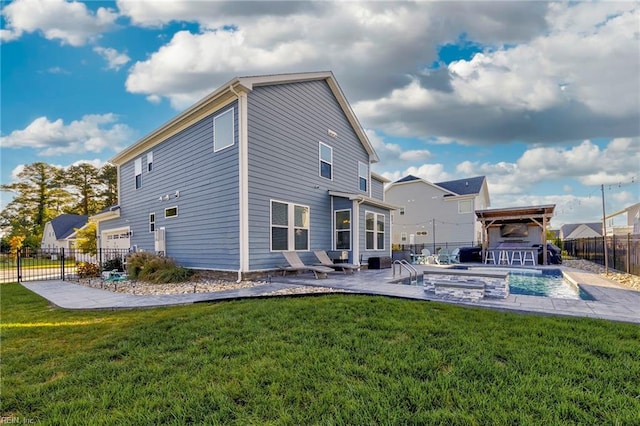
21 267 640 324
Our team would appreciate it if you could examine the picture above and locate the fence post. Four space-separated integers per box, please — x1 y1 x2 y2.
627 233 631 274
16 248 22 283
61 248 65 281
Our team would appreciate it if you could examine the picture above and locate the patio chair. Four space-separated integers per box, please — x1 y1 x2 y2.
314 250 360 274
280 251 334 279
436 249 451 265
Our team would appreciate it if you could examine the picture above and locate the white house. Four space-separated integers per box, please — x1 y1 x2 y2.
559 223 602 240
41 214 89 251
384 175 490 250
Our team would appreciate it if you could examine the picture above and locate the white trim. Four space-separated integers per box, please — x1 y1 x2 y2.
358 161 369 194
319 141 333 180
134 158 142 189
213 107 235 152
365 210 386 251
334 209 352 251
352 200 361 264
164 206 178 218
149 212 156 232
147 152 153 172
269 199 310 252
237 91 250 274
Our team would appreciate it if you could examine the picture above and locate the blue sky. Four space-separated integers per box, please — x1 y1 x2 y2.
1 0 638 228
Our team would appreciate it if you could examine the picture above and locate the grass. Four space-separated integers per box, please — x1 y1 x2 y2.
2 283 639 425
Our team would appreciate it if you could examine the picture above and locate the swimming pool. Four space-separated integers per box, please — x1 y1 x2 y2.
395 268 593 300
508 269 593 300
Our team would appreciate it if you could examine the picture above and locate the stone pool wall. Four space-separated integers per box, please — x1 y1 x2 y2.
422 273 509 300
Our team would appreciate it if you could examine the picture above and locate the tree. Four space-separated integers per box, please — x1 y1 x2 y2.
99 163 118 208
74 222 97 255
0 162 68 240
65 163 102 215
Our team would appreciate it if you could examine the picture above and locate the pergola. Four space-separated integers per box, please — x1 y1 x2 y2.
475 204 556 265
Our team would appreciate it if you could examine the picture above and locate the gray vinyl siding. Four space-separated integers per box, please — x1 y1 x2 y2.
359 204 391 264
371 177 384 200
105 102 240 270
246 80 371 269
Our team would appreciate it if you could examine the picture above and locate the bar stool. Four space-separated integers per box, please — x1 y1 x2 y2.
498 250 510 265
511 250 524 266
522 250 536 266
484 250 496 264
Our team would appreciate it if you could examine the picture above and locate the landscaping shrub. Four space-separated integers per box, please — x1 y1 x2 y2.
102 257 124 272
77 262 100 278
126 252 157 279
125 252 193 283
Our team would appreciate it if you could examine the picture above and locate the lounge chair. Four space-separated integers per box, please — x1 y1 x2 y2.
280 251 334 279
314 250 360 274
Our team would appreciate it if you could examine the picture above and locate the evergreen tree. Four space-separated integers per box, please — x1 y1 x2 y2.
0 162 67 240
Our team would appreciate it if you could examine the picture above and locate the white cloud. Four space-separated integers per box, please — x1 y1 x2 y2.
126 29 318 109
121 1 551 109
0 114 134 156
0 0 117 46
93 47 131 71
353 3 639 145
367 130 431 167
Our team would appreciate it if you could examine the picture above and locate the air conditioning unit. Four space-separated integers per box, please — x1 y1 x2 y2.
154 228 166 255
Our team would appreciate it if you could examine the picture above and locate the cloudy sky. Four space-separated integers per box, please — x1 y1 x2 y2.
1 0 638 228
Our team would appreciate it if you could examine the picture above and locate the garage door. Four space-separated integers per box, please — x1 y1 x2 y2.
102 229 131 250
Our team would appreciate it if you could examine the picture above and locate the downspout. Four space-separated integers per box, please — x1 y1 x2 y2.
230 84 249 282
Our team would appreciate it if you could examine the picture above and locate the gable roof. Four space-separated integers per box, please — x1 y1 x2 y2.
111 71 378 165
391 175 486 196
560 223 602 238
435 176 486 196
49 214 88 240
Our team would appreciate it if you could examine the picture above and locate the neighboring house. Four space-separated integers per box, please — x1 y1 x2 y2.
41 214 89 251
384 175 490 249
605 202 640 236
559 223 602 240
92 71 397 278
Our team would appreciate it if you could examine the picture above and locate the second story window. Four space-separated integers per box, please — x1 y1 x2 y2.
149 213 155 232
458 200 473 214
358 161 369 192
147 152 154 172
134 158 142 189
214 108 234 152
319 142 332 180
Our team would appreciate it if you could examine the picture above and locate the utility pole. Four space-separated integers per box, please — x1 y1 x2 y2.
601 184 609 274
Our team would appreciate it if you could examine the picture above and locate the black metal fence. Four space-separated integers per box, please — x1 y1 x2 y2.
563 234 639 275
0 248 130 283
393 241 477 255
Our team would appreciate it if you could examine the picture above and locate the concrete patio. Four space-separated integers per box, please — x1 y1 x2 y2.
20 264 640 324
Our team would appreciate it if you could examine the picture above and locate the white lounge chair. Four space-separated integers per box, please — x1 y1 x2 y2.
280 251 334 279
314 250 360 274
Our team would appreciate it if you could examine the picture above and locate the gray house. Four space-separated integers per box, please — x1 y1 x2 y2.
92 72 397 279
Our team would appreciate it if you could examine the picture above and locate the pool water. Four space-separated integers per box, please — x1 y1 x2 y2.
508 270 593 300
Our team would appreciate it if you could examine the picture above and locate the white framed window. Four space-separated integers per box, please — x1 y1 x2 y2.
458 199 473 214
319 142 333 180
358 161 369 192
365 211 385 250
271 200 309 251
399 207 405 216
134 158 142 189
213 108 234 152
401 232 407 242
334 209 351 250
165 206 178 218
147 152 154 172
149 213 156 232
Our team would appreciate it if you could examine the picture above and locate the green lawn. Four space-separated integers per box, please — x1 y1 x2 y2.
2 283 639 425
